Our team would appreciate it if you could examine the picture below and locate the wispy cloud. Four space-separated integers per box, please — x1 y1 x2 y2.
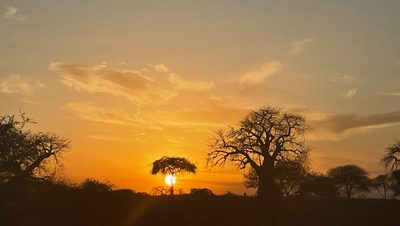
380 92 400 97
3 6 26 21
148 63 169 73
88 134 120 141
309 111 400 140
51 62 216 104
238 61 282 86
286 38 314 56
50 62 177 105
331 73 356 84
344 88 357 98
0 74 45 93
65 102 145 127
167 73 214 92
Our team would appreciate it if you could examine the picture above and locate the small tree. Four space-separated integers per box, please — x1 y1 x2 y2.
371 174 390 199
80 178 113 192
151 156 196 195
389 170 400 198
299 174 338 198
327 164 370 200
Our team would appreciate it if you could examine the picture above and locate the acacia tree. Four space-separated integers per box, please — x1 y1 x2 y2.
207 107 308 222
151 156 196 195
0 113 70 184
327 164 370 200
382 140 400 170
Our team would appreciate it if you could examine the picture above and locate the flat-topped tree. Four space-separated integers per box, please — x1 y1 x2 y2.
151 156 196 195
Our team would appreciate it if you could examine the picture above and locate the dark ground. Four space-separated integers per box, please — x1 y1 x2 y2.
1 187 399 226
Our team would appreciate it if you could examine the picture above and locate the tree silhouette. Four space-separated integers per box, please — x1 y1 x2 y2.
382 140 400 170
371 174 390 199
0 112 70 185
151 156 196 195
243 160 308 197
389 169 400 198
207 106 308 224
299 173 338 198
327 164 370 200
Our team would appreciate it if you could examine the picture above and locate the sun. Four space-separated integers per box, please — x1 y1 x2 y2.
165 174 176 186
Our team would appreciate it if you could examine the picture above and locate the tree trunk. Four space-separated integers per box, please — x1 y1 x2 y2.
6 152 53 185
256 163 278 226
170 184 174 196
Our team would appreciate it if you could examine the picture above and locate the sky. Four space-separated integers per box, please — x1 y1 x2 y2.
1 0 400 194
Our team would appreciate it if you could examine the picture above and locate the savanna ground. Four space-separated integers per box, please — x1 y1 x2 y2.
1 184 399 226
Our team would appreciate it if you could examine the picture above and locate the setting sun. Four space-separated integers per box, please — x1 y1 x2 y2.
165 174 176 186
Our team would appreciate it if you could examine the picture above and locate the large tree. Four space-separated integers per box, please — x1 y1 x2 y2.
207 107 308 222
327 164 370 200
0 113 70 184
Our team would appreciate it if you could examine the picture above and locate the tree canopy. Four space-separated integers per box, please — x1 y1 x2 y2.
382 140 400 170
151 156 197 175
327 164 370 200
0 112 70 184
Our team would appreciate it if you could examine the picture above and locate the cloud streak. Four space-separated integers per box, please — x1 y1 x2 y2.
3 6 26 21
344 88 357 98
286 38 314 56
238 61 282 86
50 62 177 105
0 74 45 93
309 111 400 140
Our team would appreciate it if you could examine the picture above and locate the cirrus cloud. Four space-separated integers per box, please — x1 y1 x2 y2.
0 74 45 93
238 61 282 86
3 6 26 21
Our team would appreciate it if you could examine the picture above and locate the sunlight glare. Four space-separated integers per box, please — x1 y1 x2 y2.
165 174 176 186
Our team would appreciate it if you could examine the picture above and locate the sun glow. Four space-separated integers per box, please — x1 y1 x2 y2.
165 174 176 186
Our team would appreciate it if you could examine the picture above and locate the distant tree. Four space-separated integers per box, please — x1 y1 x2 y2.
327 164 370 200
208 107 308 224
0 112 70 184
370 174 390 199
243 160 308 197
382 140 400 170
80 178 113 192
152 186 170 196
190 188 214 196
299 174 338 198
389 170 400 197
151 156 196 195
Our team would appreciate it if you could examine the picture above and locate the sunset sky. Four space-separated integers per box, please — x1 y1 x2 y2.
1 0 400 194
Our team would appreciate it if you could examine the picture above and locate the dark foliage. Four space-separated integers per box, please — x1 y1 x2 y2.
1 181 400 226
328 165 370 200
382 140 400 170
0 112 70 183
151 156 197 175
299 174 338 198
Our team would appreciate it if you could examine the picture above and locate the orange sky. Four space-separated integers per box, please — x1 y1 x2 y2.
1 0 400 194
